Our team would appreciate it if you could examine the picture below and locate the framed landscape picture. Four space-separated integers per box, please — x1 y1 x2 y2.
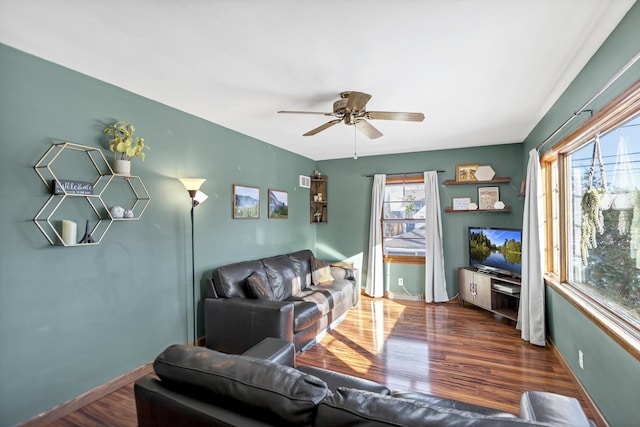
268 189 288 219
233 184 260 219
455 163 480 182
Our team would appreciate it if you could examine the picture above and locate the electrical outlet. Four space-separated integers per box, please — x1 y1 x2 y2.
398 278 404 287
578 350 584 370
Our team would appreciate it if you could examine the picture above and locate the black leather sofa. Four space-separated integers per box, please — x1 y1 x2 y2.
204 249 357 353
135 338 595 427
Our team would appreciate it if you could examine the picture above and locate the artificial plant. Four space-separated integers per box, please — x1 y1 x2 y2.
104 121 149 161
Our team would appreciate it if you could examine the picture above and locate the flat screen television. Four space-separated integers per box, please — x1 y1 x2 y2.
468 227 522 278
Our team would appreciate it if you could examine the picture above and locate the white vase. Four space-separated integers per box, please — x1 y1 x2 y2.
113 159 131 176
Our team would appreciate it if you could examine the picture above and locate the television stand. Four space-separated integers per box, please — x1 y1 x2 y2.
458 267 521 322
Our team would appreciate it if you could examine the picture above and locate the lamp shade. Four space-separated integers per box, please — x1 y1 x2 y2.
194 190 208 205
179 178 206 192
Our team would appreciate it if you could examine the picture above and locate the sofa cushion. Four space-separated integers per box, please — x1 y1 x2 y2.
262 255 302 300
154 344 328 427
392 391 519 418
245 271 274 300
316 388 539 427
289 288 332 315
287 250 314 289
298 365 391 395
210 259 265 298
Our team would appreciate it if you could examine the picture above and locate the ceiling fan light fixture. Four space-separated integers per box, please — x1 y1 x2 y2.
278 90 424 140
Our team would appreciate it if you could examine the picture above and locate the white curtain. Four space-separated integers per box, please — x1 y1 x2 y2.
424 171 449 302
517 149 546 346
365 174 386 297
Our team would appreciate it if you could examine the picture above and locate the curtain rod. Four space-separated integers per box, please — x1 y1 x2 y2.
365 170 445 178
535 49 640 152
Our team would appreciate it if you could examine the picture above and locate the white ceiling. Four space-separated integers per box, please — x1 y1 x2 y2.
0 0 635 160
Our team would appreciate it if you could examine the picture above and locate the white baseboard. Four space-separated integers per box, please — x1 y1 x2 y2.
386 291 425 301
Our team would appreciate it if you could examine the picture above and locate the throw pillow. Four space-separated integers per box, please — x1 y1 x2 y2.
245 272 275 300
311 256 334 285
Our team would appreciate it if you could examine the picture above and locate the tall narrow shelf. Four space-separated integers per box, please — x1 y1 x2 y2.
310 175 328 223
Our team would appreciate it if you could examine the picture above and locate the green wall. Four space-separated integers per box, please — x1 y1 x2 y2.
0 44 316 426
316 144 525 298
520 4 640 426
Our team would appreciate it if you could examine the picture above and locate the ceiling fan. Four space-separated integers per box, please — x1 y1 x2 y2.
278 91 425 139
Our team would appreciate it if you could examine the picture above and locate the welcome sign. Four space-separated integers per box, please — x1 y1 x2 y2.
52 179 94 195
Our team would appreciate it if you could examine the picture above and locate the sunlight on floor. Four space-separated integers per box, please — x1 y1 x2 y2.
384 336 433 393
316 298 423 376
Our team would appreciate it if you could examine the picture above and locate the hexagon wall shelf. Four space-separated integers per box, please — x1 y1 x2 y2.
33 142 150 246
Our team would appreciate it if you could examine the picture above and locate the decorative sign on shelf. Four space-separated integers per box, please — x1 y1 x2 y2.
52 179 94 195
452 197 471 211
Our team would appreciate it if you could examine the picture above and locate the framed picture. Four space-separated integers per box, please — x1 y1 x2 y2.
268 189 288 219
478 186 500 210
452 197 471 211
455 163 480 182
233 184 260 219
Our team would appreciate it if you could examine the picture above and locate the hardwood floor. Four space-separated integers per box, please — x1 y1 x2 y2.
48 297 597 426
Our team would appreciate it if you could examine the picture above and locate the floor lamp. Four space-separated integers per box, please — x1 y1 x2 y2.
179 178 207 346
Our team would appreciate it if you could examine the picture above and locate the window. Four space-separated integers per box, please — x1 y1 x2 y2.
382 176 425 263
542 79 640 356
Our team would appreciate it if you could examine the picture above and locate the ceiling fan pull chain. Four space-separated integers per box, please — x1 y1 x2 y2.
353 123 358 159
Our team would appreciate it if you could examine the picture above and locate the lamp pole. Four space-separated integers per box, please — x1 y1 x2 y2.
179 178 207 347
189 194 196 346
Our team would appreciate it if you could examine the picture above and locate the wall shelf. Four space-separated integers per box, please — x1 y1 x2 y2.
444 206 512 213
443 177 511 186
444 175 512 213
33 142 150 246
310 175 328 223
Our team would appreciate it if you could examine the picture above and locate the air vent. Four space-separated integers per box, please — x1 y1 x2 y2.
299 175 311 188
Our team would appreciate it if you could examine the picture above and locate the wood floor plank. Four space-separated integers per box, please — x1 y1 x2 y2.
46 297 599 426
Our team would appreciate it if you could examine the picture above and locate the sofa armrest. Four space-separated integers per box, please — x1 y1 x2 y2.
241 337 295 367
520 391 594 427
297 365 390 395
330 266 354 281
135 376 273 427
205 298 294 354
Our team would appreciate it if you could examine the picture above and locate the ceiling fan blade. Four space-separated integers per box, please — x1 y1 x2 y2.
355 120 383 139
278 110 334 116
345 91 372 111
366 111 425 122
303 119 342 136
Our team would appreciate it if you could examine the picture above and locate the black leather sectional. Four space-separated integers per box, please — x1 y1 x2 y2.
135 338 595 426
